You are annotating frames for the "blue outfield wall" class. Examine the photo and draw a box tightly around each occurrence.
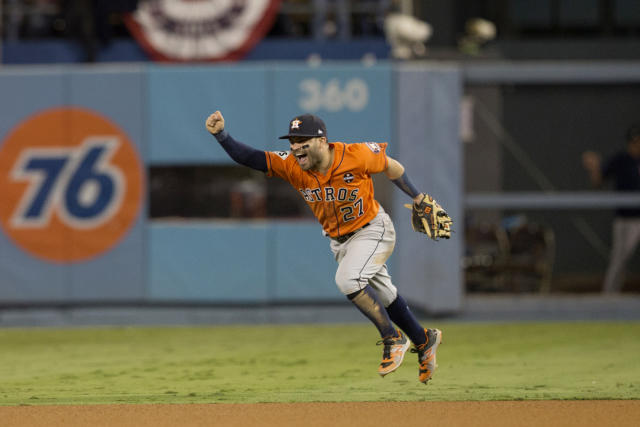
[149,221,340,303]
[0,66,147,303]
[148,64,272,164]
[148,223,272,302]
[0,62,462,312]
[148,62,393,163]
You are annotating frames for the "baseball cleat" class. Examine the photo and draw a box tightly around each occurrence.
[377,330,410,377]
[411,328,442,384]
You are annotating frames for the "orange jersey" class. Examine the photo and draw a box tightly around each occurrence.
[265,142,388,238]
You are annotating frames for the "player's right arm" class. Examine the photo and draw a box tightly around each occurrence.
[205,111,268,172]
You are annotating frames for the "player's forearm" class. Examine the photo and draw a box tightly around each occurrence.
[213,130,268,172]
[386,157,422,200]
[391,172,422,200]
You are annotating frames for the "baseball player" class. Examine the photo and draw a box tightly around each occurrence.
[205,111,451,383]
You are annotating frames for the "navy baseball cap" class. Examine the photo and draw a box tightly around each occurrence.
[278,114,327,140]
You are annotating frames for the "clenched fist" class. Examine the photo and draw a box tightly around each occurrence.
[206,111,225,135]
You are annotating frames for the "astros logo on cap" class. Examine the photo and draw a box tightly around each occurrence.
[0,107,144,263]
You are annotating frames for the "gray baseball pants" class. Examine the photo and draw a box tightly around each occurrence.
[329,207,399,306]
[603,217,640,293]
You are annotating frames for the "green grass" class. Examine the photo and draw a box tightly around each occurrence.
[0,321,639,405]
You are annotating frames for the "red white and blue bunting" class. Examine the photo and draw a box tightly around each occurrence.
[125,0,281,62]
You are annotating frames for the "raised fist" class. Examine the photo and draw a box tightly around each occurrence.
[206,110,225,135]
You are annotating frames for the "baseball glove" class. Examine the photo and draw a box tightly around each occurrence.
[404,194,453,240]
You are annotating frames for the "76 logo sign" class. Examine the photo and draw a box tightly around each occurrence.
[10,137,124,229]
[0,107,143,263]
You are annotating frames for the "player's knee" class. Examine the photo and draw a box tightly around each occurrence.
[334,270,365,295]
[376,288,398,307]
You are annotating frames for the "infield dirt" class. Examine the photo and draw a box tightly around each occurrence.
[2,400,639,427]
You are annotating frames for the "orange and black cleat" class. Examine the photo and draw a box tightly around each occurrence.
[411,328,442,384]
[377,330,410,377]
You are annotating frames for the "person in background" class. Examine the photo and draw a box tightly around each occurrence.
[582,124,640,293]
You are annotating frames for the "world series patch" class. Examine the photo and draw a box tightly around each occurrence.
[343,172,354,183]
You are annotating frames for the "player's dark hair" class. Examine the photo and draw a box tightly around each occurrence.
[626,124,640,143]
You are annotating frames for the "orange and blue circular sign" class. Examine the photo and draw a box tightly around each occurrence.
[0,107,144,263]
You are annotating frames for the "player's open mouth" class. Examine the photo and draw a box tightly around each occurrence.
[295,153,308,165]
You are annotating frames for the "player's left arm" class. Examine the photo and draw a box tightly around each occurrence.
[384,156,423,204]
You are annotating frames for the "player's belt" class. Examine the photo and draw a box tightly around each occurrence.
[333,223,370,244]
